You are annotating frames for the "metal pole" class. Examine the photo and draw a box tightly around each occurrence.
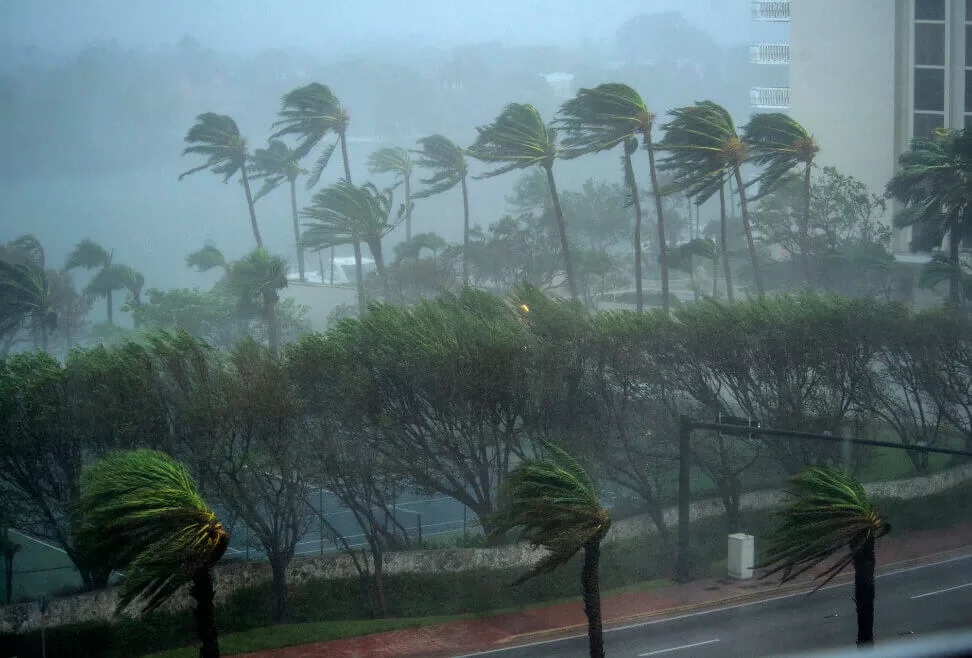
[676,415,692,583]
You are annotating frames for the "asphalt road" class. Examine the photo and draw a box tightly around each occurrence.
[461,552,972,658]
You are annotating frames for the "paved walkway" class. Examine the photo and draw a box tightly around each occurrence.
[234,524,972,658]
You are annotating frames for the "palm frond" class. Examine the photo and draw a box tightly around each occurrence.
[65,239,111,271]
[299,179,397,250]
[743,113,818,197]
[185,245,227,272]
[412,134,467,198]
[271,83,349,158]
[178,113,248,183]
[556,82,653,154]
[467,103,558,179]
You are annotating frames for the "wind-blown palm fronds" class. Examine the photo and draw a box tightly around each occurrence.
[0,260,57,349]
[272,83,350,184]
[186,245,228,273]
[250,140,310,280]
[83,263,130,325]
[223,248,289,352]
[368,147,414,240]
[65,239,111,272]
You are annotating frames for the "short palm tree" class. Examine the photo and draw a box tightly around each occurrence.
[179,113,263,248]
[761,467,890,646]
[0,260,57,350]
[250,140,309,281]
[73,450,229,658]
[65,239,125,324]
[368,147,415,241]
[488,442,611,658]
[272,82,349,184]
[557,83,670,311]
[301,180,399,313]
[661,101,764,296]
[224,248,289,353]
[468,103,578,300]
[412,134,472,285]
[186,245,228,273]
[886,128,972,306]
[743,113,819,285]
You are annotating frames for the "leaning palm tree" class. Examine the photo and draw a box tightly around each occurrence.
[467,103,578,300]
[186,245,228,274]
[761,467,890,646]
[487,441,611,658]
[301,180,400,314]
[412,134,472,285]
[743,113,819,285]
[249,140,308,281]
[179,113,263,248]
[557,83,669,311]
[73,450,229,658]
[368,147,415,241]
[272,82,348,185]
[0,260,57,350]
[65,239,122,324]
[661,101,764,296]
[887,128,972,306]
[224,248,289,353]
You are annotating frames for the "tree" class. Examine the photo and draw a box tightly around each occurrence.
[412,135,472,285]
[117,265,144,324]
[662,102,763,296]
[272,82,348,185]
[73,449,230,658]
[557,83,669,311]
[761,467,890,646]
[669,238,718,299]
[179,113,263,248]
[83,264,131,325]
[468,103,578,300]
[488,441,612,658]
[0,260,58,350]
[222,248,289,353]
[250,140,308,281]
[743,113,819,285]
[65,239,127,325]
[367,147,414,241]
[886,128,972,306]
[186,245,228,273]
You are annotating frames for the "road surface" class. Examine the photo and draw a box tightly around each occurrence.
[461,552,972,657]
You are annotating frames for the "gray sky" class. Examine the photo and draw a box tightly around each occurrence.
[0,0,752,54]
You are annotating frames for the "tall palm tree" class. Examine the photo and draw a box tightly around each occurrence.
[557,83,669,311]
[73,449,229,658]
[224,248,289,353]
[250,140,308,281]
[743,113,819,286]
[886,128,972,306]
[186,245,228,273]
[488,442,611,658]
[65,239,123,324]
[467,103,578,300]
[272,83,349,184]
[761,467,890,646]
[661,101,764,296]
[84,265,131,325]
[412,135,471,285]
[179,113,263,248]
[301,180,399,314]
[368,147,415,241]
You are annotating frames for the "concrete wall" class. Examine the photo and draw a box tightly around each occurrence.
[282,282,358,332]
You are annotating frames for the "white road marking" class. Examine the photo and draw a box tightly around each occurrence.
[639,638,720,656]
[10,529,68,554]
[911,581,972,599]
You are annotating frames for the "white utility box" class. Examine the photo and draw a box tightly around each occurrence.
[727,533,755,579]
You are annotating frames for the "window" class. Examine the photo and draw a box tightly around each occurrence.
[916,23,946,65]
[966,1,972,124]
[916,0,946,21]
[914,0,947,137]
[915,68,945,111]
[915,111,945,137]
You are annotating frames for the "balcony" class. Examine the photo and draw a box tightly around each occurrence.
[751,1,790,21]
[749,44,790,65]
[750,87,790,109]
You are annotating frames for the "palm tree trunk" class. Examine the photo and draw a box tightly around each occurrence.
[290,179,305,282]
[624,151,647,312]
[353,242,366,316]
[582,535,606,658]
[734,167,763,294]
[41,322,48,351]
[719,181,735,303]
[646,137,670,313]
[713,256,718,297]
[240,169,264,249]
[950,227,961,307]
[265,295,279,355]
[853,536,876,645]
[340,132,352,183]
[544,164,578,301]
[368,239,390,301]
[461,175,471,287]
[801,162,812,287]
[191,568,220,658]
[106,290,114,324]
[404,173,412,243]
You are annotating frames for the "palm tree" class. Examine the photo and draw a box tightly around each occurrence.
[272,83,349,184]
[65,239,124,324]
[117,265,145,326]
[250,140,308,281]
[557,83,669,311]
[488,442,611,658]
[886,128,972,306]
[0,260,57,350]
[412,135,472,285]
[743,113,819,285]
[670,238,718,299]
[223,248,289,353]
[186,245,228,273]
[84,265,131,325]
[761,467,890,646]
[661,101,764,296]
[368,147,415,241]
[301,180,400,314]
[179,113,263,248]
[468,103,578,300]
[73,449,229,658]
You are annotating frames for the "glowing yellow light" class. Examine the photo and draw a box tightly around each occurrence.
[519,304,530,313]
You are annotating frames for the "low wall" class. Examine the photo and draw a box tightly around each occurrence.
[4,463,971,635]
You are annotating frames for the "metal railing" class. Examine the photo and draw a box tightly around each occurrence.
[750,87,791,109]
[750,43,790,65]
[751,0,791,21]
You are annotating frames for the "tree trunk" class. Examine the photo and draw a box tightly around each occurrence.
[265,295,279,355]
[624,151,647,312]
[582,534,606,658]
[719,181,734,303]
[329,247,335,285]
[191,568,220,658]
[3,546,13,604]
[106,290,113,325]
[269,555,289,623]
[461,175,470,287]
[340,132,352,183]
[544,164,578,300]
[734,167,763,294]
[290,179,305,282]
[853,536,876,646]
[368,239,390,301]
[801,162,812,287]
[645,136,670,313]
[240,169,264,249]
[950,226,961,307]
[353,242,366,316]
[404,173,412,243]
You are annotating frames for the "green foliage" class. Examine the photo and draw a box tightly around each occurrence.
[301,180,396,250]
[249,140,305,201]
[743,113,818,198]
[411,134,467,199]
[178,113,248,182]
[272,83,348,187]
[659,101,742,202]
[184,245,227,273]
[468,103,559,177]
[64,239,111,271]
[557,82,655,154]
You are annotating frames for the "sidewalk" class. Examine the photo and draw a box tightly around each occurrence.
[234,523,972,658]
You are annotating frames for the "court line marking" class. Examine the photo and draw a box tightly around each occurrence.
[639,638,720,656]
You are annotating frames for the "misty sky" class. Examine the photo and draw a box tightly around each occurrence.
[0,0,752,54]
